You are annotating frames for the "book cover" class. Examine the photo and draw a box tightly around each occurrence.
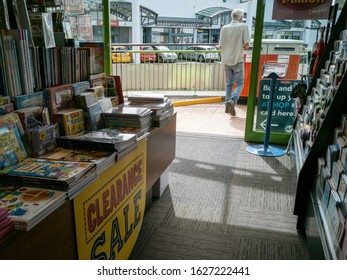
[45,84,75,123]
[98,97,113,112]
[15,106,43,130]
[89,72,106,87]
[0,158,93,182]
[28,124,56,157]
[103,105,152,119]
[0,103,14,115]
[39,146,116,175]
[85,101,104,131]
[331,160,344,191]
[75,91,98,109]
[0,184,66,231]
[326,144,340,176]
[56,131,137,152]
[72,80,90,96]
[14,90,48,109]
[0,125,27,170]
[55,108,85,136]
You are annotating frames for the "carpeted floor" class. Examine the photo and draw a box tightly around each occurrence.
[130,132,309,260]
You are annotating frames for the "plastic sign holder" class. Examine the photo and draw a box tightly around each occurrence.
[246,63,288,157]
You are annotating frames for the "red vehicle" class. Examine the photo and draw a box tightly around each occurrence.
[140,46,156,63]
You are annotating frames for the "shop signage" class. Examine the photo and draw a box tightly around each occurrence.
[74,139,147,260]
[272,0,332,20]
[256,79,299,134]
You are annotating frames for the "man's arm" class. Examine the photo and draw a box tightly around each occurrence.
[243,42,249,50]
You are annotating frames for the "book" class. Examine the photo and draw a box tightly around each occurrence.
[56,130,137,152]
[127,92,166,103]
[27,124,56,157]
[4,29,34,95]
[14,90,48,109]
[54,108,85,136]
[0,103,14,115]
[75,91,98,109]
[0,183,66,231]
[72,80,90,96]
[15,106,43,130]
[28,12,55,48]
[331,160,344,191]
[338,174,347,202]
[45,84,75,123]
[84,101,105,131]
[0,158,95,190]
[39,146,116,175]
[89,72,106,87]
[0,125,27,170]
[98,97,113,112]
[0,0,10,30]
[326,144,340,176]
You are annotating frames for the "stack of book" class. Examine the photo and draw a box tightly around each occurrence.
[102,105,153,135]
[127,93,174,127]
[0,158,96,199]
[38,147,117,175]
[0,183,66,231]
[55,130,137,158]
[0,207,14,240]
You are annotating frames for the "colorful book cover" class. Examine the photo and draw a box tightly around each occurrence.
[0,103,14,115]
[0,125,27,170]
[39,146,114,165]
[0,183,66,230]
[55,108,85,136]
[0,158,93,181]
[14,91,48,109]
[28,124,56,157]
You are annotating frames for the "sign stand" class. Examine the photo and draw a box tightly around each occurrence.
[246,64,288,157]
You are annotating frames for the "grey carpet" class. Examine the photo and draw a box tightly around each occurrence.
[130,132,309,260]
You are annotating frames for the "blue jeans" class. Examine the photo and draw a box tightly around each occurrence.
[224,62,244,104]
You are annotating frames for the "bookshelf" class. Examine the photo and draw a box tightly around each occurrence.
[0,2,177,259]
[292,2,347,259]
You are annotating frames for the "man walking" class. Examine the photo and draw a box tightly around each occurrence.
[219,9,250,116]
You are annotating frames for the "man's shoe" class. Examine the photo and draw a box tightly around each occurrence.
[229,102,236,116]
[225,102,231,113]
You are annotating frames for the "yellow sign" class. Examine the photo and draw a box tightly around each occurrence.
[74,139,147,260]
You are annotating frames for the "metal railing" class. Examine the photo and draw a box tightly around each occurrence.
[111,43,309,95]
[111,44,225,94]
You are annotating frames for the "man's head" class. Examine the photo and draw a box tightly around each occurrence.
[231,9,244,22]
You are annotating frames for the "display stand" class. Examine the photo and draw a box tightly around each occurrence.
[246,64,288,157]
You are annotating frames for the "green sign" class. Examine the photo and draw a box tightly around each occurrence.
[256,79,300,134]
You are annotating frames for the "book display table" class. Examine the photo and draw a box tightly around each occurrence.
[0,114,176,260]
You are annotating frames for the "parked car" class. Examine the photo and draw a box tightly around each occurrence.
[152,46,177,63]
[140,46,157,63]
[178,45,219,62]
[111,46,132,63]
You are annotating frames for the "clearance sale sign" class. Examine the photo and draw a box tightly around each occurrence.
[272,0,333,20]
[74,139,147,260]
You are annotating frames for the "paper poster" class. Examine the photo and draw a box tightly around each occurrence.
[63,0,84,14]
[77,15,93,41]
[74,139,147,260]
